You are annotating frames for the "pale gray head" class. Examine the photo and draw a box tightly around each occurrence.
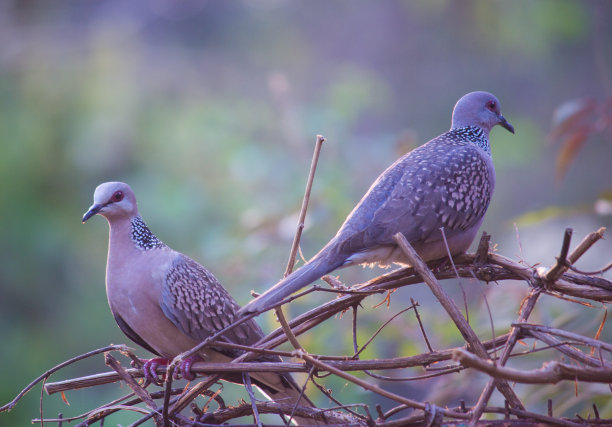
[451,91,514,135]
[82,181,139,223]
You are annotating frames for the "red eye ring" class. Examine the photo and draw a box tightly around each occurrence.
[487,101,496,111]
[112,191,124,202]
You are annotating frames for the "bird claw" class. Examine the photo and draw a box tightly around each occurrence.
[141,357,170,384]
[136,357,197,383]
[177,357,196,381]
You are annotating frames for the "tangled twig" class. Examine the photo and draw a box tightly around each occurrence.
[2,134,611,426]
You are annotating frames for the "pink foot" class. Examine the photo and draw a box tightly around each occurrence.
[141,357,170,383]
[178,357,197,381]
[138,357,198,382]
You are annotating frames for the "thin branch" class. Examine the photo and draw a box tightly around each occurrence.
[39,376,46,427]
[543,227,606,282]
[364,365,463,382]
[410,297,434,352]
[544,227,573,282]
[168,311,259,369]
[566,259,612,275]
[392,232,524,412]
[471,227,608,421]
[283,134,326,277]
[294,350,470,420]
[161,363,174,426]
[274,306,304,352]
[196,399,358,425]
[453,348,612,383]
[355,305,416,359]
[472,289,541,421]
[513,322,612,355]
[527,331,611,369]
[71,389,183,426]
[242,373,262,427]
[482,406,582,427]
[44,334,514,395]
[351,305,359,355]
[104,353,162,425]
[439,227,470,324]
[168,376,220,418]
[0,344,130,414]
[275,135,327,352]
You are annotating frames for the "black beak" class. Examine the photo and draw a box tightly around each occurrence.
[82,203,103,223]
[498,115,515,134]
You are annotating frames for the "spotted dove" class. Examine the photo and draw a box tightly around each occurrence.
[241,91,514,314]
[82,182,331,425]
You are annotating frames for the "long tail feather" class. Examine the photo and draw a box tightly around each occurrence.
[240,252,343,314]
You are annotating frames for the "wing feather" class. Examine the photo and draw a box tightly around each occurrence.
[160,255,267,358]
[336,134,493,255]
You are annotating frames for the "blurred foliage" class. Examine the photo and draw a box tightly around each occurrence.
[1,0,611,424]
[549,97,612,182]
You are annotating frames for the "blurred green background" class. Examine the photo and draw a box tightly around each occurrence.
[1,0,611,425]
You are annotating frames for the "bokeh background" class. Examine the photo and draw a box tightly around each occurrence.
[1,0,611,425]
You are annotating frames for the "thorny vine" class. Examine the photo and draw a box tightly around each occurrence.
[1,136,611,426]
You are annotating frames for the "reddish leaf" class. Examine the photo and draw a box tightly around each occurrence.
[551,96,612,182]
[590,309,607,357]
[549,98,596,143]
[555,128,590,182]
[60,391,70,406]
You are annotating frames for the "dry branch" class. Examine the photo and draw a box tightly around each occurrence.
[0,344,131,414]
[3,143,611,427]
[453,348,612,383]
[393,232,524,412]
[104,353,162,424]
[44,333,512,395]
[197,400,360,426]
[274,135,328,354]
[3,225,610,426]
[2,116,610,427]
[514,323,612,356]
[472,287,542,421]
[5,224,607,425]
